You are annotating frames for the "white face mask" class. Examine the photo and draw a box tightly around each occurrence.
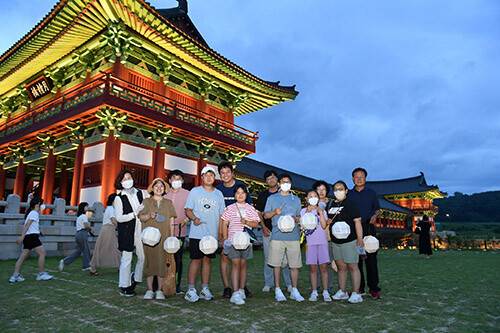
[334,190,346,201]
[122,179,134,189]
[171,180,182,189]
[40,204,46,211]
[308,197,319,206]
[280,183,292,192]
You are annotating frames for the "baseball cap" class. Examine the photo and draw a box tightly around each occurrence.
[201,165,216,176]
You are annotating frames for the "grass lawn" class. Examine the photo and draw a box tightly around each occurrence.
[2,249,499,332]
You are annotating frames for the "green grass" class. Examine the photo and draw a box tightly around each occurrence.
[2,249,499,332]
[438,221,500,237]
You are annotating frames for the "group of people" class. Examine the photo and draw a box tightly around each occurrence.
[9,161,384,306]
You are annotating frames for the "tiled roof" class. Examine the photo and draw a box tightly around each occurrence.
[366,172,440,196]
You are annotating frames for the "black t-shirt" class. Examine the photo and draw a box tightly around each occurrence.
[326,198,361,244]
[256,189,279,231]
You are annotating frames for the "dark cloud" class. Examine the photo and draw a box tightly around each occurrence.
[1,0,499,194]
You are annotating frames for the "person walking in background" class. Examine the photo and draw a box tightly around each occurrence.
[59,202,93,272]
[113,170,149,297]
[348,167,382,299]
[256,170,292,293]
[89,194,121,276]
[10,198,53,282]
[416,215,433,259]
[138,178,176,300]
[165,169,190,294]
[215,161,253,299]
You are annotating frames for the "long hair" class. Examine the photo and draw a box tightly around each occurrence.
[25,198,43,219]
[77,202,89,217]
[114,169,134,190]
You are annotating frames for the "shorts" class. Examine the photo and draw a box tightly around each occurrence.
[268,240,302,269]
[228,245,253,260]
[306,243,330,265]
[23,234,42,250]
[189,238,216,260]
[332,240,359,264]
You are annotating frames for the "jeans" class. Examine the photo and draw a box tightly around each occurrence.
[263,235,291,287]
[119,235,144,288]
[63,230,90,269]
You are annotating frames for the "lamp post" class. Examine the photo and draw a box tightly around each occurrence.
[446,213,450,222]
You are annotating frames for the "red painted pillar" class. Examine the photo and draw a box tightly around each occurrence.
[153,145,165,181]
[0,166,6,199]
[100,132,121,203]
[41,150,56,209]
[13,158,26,200]
[71,142,84,206]
[59,164,69,202]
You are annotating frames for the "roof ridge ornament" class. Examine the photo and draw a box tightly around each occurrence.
[177,0,188,13]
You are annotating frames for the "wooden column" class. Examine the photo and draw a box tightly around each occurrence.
[71,142,84,206]
[0,166,6,199]
[13,159,26,200]
[153,145,165,181]
[100,132,121,203]
[41,150,56,208]
[59,164,69,202]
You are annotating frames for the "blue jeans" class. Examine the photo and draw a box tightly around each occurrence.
[63,230,90,269]
[263,235,291,287]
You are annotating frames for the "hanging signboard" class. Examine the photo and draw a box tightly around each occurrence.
[26,76,52,101]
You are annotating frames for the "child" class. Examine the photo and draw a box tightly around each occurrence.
[59,202,94,272]
[10,198,53,282]
[221,184,260,305]
[301,190,331,302]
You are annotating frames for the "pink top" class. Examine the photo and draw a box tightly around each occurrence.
[221,203,259,239]
[164,188,190,237]
[301,207,328,246]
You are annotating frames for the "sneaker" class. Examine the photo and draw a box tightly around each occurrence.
[290,289,305,302]
[184,289,200,302]
[262,285,272,292]
[323,290,332,302]
[9,274,25,283]
[287,285,293,293]
[332,289,349,300]
[200,287,214,300]
[244,287,253,298]
[222,287,231,299]
[348,292,363,303]
[59,259,64,272]
[143,290,154,299]
[176,286,185,294]
[155,291,165,300]
[369,290,382,299]
[36,272,53,281]
[275,288,287,302]
[230,292,245,305]
[309,291,318,302]
[82,267,91,271]
[238,289,246,300]
[119,287,136,297]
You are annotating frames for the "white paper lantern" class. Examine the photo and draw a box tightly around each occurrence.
[278,215,295,233]
[199,235,218,255]
[363,235,380,253]
[232,231,250,250]
[163,237,180,253]
[332,221,350,239]
[301,213,318,230]
[141,227,161,246]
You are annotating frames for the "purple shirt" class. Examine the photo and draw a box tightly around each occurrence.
[301,207,328,245]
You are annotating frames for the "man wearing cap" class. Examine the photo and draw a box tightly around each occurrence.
[184,166,225,302]
[215,161,253,299]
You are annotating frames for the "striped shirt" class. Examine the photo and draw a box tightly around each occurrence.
[221,203,259,239]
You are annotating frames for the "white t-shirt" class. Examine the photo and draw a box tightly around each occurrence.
[25,210,40,235]
[76,214,89,231]
[103,206,116,226]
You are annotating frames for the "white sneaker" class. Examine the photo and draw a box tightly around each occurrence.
[287,285,293,293]
[323,290,332,302]
[290,288,305,302]
[59,259,64,272]
[82,267,91,271]
[36,272,53,281]
[143,290,154,299]
[230,292,245,305]
[262,285,271,292]
[238,289,246,300]
[9,274,25,283]
[309,291,318,302]
[275,288,287,302]
[155,291,165,300]
[184,289,199,302]
[348,292,363,303]
[200,287,214,300]
[332,289,349,300]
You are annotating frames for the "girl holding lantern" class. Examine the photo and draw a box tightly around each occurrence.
[221,184,260,305]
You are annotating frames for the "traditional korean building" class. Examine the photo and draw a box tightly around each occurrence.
[0,0,298,206]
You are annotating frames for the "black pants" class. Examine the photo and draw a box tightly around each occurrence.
[174,237,185,288]
[358,251,380,293]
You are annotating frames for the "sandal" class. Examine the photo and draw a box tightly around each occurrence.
[89,270,100,276]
